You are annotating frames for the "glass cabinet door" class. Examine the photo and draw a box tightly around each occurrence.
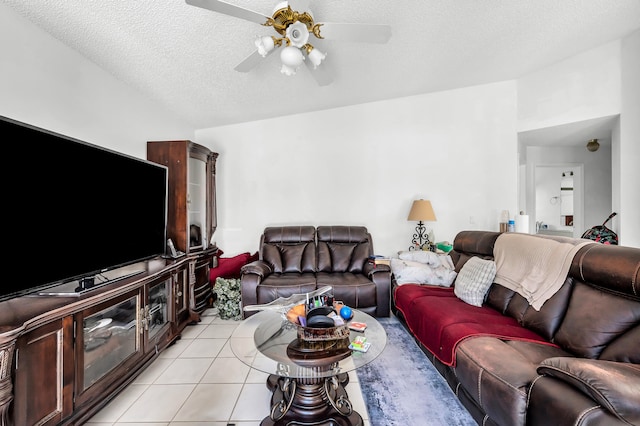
[188,156,207,251]
[82,294,139,390]
[147,279,169,340]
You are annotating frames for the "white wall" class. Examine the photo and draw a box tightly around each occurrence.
[517,41,621,132]
[619,30,640,247]
[517,34,639,247]
[197,82,518,256]
[0,3,194,159]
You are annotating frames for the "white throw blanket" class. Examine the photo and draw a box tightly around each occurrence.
[493,233,594,310]
[391,251,457,286]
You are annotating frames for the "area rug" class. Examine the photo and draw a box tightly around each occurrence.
[356,316,476,426]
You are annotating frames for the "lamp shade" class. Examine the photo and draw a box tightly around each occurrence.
[280,46,304,75]
[306,46,326,69]
[255,36,275,57]
[285,21,309,48]
[408,199,437,222]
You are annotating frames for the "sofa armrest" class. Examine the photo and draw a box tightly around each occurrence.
[240,261,272,318]
[363,261,390,276]
[537,357,640,425]
[241,260,272,278]
[364,262,391,316]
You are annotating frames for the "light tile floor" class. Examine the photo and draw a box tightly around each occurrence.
[87,308,370,425]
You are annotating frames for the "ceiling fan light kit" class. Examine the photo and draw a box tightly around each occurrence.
[255,35,277,56]
[305,45,326,69]
[186,0,391,84]
[280,45,306,75]
[285,21,310,47]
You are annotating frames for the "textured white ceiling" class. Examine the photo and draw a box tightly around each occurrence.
[4,0,640,129]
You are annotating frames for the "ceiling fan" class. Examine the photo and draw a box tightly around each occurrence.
[185,0,392,86]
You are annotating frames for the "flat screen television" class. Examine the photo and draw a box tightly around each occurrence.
[1,115,168,301]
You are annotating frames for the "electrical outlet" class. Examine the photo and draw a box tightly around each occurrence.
[469,216,476,225]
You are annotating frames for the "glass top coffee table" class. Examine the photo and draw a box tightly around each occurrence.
[230,309,387,426]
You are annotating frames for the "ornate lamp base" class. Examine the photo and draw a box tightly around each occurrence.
[409,221,432,251]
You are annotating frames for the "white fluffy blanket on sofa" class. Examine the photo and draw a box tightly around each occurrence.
[391,250,457,286]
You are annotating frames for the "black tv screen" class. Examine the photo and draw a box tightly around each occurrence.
[2,115,168,301]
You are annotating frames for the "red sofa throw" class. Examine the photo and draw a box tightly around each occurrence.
[394,284,556,366]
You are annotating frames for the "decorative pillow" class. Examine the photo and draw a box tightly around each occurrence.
[391,258,457,287]
[210,252,258,282]
[454,256,496,307]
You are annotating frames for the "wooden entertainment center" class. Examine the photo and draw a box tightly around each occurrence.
[0,140,220,425]
[0,250,218,425]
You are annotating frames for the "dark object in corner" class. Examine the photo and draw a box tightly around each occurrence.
[190,224,201,246]
[582,212,618,245]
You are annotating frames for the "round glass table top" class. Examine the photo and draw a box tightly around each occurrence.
[230,309,387,379]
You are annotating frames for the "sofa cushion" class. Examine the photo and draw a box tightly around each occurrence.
[537,357,640,425]
[553,281,640,359]
[394,284,554,366]
[262,226,317,273]
[327,243,358,272]
[210,252,258,282]
[316,271,377,309]
[263,244,311,273]
[484,279,574,341]
[599,325,640,363]
[485,283,517,314]
[454,257,496,307]
[519,278,573,340]
[317,226,371,273]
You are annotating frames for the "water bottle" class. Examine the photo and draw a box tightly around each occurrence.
[508,219,515,232]
[500,210,509,233]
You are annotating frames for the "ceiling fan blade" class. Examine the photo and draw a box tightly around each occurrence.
[305,60,334,86]
[234,46,279,73]
[234,50,263,73]
[186,0,270,25]
[315,22,392,44]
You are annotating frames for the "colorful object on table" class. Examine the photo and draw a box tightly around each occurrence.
[349,321,367,332]
[349,335,371,352]
[340,306,353,320]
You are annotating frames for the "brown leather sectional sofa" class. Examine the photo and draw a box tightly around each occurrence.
[240,225,391,318]
[392,230,640,426]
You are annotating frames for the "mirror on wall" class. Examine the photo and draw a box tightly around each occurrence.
[534,165,582,238]
[560,171,574,227]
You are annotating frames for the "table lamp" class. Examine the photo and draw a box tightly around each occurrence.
[407,199,437,251]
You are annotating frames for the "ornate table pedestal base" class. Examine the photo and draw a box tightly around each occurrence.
[261,372,364,426]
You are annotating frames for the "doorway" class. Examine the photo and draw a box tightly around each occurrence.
[534,164,584,237]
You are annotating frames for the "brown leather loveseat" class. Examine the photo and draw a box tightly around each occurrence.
[392,230,640,426]
[240,225,391,319]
